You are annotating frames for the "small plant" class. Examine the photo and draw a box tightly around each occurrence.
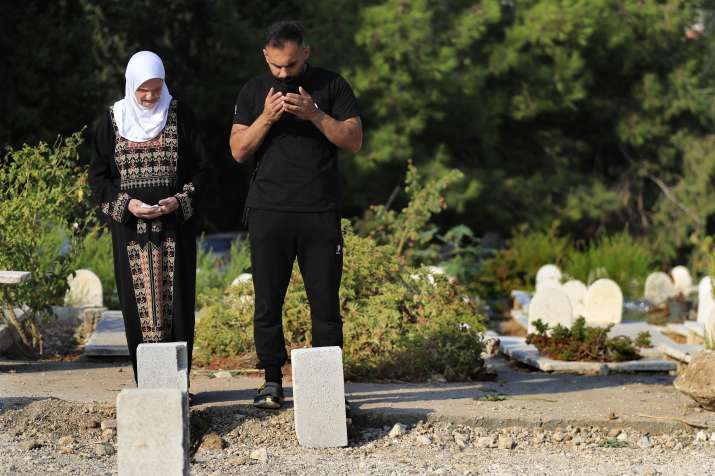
[526,317,651,362]
[600,437,629,448]
[195,236,251,302]
[0,133,92,354]
[475,394,507,402]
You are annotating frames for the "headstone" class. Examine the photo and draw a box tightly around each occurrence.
[671,266,693,296]
[230,273,252,286]
[584,279,623,326]
[644,272,676,306]
[137,342,189,392]
[535,264,561,291]
[65,269,103,307]
[697,277,715,325]
[0,271,30,284]
[527,287,574,333]
[562,280,588,318]
[117,388,189,476]
[291,346,347,448]
[535,279,562,293]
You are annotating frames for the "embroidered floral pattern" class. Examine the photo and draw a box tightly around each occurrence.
[137,220,147,234]
[174,182,195,220]
[110,101,178,191]
[100,192,130,223]
[126,237,176,343]
[151,220,162,233]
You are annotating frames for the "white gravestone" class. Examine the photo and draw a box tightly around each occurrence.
[535,264,562,292]
[137,342,189,392]
[698,277,715,325]
[230,273,253,286]
[562,280,588,319]
[291,347,348,448]
[65,269,103,307]
[584,278,623,326]
[644,272,676,306]
[528,287,574,333]
[117,388,189,476]
[671,266,693,296]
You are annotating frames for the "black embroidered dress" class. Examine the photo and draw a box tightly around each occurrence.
[89,100,207,380]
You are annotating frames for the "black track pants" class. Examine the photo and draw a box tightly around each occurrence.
[248,208,344,368]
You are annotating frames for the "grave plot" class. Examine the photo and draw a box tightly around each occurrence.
[501,266,701,372]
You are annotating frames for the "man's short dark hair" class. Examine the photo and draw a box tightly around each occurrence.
[264,21,305,48]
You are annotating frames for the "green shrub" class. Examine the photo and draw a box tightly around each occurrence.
[476,225,572,297]
[0,133,92,352]
[195,236,251,303]
[564,233,652,298]
[195,221,486,381]
[526,317,651,362]
[73,227,118,309]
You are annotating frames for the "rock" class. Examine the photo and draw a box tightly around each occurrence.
[572,436,584,446]
[250,447,268,464]
[641,466,659,476]
[552,432,565,442]
[20,439,41,451]
[484,338,500,356]
[93,442,115,457]
[82,418,100,429]
[453,432,468,448]
[608,429,621,438]
[229,456,248,465]
[617,432,628,442]
[388,423,408,438]
[431,374,447,383]
[674,350,715,410]
[476,436,497,448]
[637,436,653,448]
[100,428,115,442]
[100,419,116,430]
[416,435,432,446]
[199,433,226,452]
[695,430,709,442]
[57,436,75,447]
[213,371,233,379]
[497,436,515,450]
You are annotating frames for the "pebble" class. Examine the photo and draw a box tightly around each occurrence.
[81,419,100,429]
[695,430,709,442]
[498,436,515,450]
[250,447,269,464]
[93,442,114,457]
[476,436,496,448]
[199,433,226,452]
[617,432,628,442]
[416,435,432,446]
[388,423,408,438]
[453,432,468,448]
[608,428,622,438]
[229,456,248,465]
[637,436,652,449]
[100,419,116,431]
[552,432,565,442]
[19,440,41,451]
[213,371,233,379]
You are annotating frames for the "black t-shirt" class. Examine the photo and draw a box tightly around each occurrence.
[233,65,360,211]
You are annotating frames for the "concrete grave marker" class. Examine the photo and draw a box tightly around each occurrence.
[528,287,574,333]
[698,277,715,325]
[644,272,676,306]
[535,264,562,292]
[584,278,623,326]
[117,388,189,476]
[671,266,693,296]
[137,342,189,392]
[291,346,347,448]
[562,280,588,319]
[65,269,103,307]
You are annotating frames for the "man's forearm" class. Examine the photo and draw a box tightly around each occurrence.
[230,114,273,163]
[310,112,362,153]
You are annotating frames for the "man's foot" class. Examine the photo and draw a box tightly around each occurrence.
[253,382,283,409]
[188,392,196,407]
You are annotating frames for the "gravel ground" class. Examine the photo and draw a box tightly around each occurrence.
[2,398,715,475]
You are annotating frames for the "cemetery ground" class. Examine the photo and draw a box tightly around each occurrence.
[2,352,715,475]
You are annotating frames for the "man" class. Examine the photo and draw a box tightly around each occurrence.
[230,21,362,409]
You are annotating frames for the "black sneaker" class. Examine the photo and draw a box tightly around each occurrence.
[253,382,283,409]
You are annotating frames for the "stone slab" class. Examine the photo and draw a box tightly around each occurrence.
[498,335,676,375]
[137,342,189,392]
[684,321,705,338]
[666,323,689,337]
[291,346,347,448]
[84,311,129,357]
[0,271,30,284]
[117,388,189,476]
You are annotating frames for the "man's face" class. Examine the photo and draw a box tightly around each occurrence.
[134,78,163,108]
[263,41,310,81]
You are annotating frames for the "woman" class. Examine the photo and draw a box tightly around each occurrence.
[89,51,208,401]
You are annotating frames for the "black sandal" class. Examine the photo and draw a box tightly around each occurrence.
[253,382,283,409]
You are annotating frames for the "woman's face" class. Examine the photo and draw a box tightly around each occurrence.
[134,78,163,108]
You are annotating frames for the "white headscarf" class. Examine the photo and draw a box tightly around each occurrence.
[112,51,173,142]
